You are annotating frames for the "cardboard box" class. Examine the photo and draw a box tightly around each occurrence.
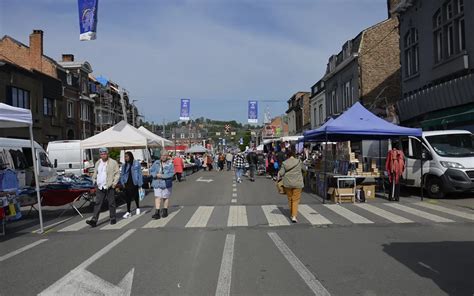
[363,185,376,199]
[330,188,355,203]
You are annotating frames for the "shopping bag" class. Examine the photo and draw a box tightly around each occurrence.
[276,180,286,195]
[138,188,146,201]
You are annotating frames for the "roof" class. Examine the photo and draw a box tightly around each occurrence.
[58,61,93,73]
[423,130,471,137]
[394,0,415,13]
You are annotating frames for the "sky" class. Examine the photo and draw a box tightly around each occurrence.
[0,0,388,124]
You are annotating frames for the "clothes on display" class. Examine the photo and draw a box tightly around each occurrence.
[386,148,405,201]
[0,169,19,191]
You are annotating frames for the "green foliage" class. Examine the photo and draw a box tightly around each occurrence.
[109,148,120,161]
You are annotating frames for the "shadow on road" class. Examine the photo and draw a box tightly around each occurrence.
[383,241,474,296]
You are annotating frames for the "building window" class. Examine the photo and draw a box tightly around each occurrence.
[445,1,453,20]
[171,133,175,139]
[197,133,201,138]
[66,72,72,85]
[331,90,336,114]
[9,87,30,109]
[67,101,74,118]
[435,30,443,63]
[459,18,465,50]
[82,80,87,94]
[80,102,90,121]
[344,81,352,108]
[404,28,419,77]
[43,98,54,116]
[180,133,185,139]
[318,104,324,125]
[190,133,195,139]
[458,0,464,12]
[447,23,454,56]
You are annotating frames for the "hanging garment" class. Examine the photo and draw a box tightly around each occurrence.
[386,149,405,184]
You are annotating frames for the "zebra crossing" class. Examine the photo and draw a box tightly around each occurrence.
[53,201,473,233]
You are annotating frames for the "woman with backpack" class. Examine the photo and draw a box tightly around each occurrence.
[150,151,175,219]
[278,150,303,223]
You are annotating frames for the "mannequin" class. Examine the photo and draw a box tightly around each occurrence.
[386,147,405,201]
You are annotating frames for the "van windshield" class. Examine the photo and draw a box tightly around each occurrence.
[426,134,474,157]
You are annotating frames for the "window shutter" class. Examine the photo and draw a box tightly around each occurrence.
[6,86,12,105]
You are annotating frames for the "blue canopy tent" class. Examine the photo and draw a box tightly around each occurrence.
[303,102,423,203]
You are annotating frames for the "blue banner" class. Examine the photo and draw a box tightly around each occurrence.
[180,99,190,121]
[78,0,98,41]
[248,100,258,124]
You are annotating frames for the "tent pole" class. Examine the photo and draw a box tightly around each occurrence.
[29,125,43,234]
[420,143,424,201]
[323,133,328,204]
[379,139,386,199]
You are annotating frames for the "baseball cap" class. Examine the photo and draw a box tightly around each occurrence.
[99,147,108,154]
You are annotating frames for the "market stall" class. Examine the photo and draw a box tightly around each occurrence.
[303,102,422,203]
[138,126,173,147]
[185,145,208,154]
[0,103,43,234]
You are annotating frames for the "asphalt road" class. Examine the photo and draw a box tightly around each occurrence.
[1,169,473,296]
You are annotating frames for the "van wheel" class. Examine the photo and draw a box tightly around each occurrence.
[426,177,445,199]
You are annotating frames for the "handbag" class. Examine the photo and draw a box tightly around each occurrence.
[138,188,145,201]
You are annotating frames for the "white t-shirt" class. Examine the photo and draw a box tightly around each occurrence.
[97,160,108,190]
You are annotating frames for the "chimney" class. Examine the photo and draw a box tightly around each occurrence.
[387,0,402,18]
[29,29,43,71]
[62,54,74,62]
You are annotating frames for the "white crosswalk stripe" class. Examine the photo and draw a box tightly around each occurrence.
[261,205,290,226]
[356,204,413,223]
[101,210,150,230]
[185,206,215,228]
[298,205,332,225]
[324,204,373,224]
[143,207,183,228]
[58,210,125,232]
[386,203,454,223]
[228,206,248,227]
[415,202,474,221]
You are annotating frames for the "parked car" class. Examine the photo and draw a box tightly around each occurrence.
[0,137,57,186]
[47,140,94,176]
[400,130,474,198]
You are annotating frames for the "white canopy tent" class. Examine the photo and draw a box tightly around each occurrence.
[138,126,173,147]
[185,145,208,154]
[81,120,161,149]
[0,103,44,233]
[280,136,303,142]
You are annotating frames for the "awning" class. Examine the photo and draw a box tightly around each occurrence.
[421,105,474,129]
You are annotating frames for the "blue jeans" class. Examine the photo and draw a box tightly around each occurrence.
[235,168,244,180]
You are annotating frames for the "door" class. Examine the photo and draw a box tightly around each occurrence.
[38,150,55,180]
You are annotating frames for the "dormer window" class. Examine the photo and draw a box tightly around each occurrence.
[66,71,72,86]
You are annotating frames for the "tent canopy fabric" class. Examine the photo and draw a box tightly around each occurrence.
[0,103,32,128]
[280,136,303,142]
[81,120,160,149]
[185,145,208,154]
[303,102,422,142]
[138,126,173,147]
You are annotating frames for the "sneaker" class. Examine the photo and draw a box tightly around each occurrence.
[86,219,97,228]
[122,212,131,219]
[136,208,141,215]
[110,219,117,225]
[162,208,168,218]
[152,210,161,220]
[291,216,298,223]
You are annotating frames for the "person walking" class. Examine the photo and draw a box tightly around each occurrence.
[233,152,246,183]
[86,147,120,227]
[246,149,258,182]
[173,154,185,182]
[119,151,143,219]
[218,153,225,171]
[150,151,175,219]
[206,154,213,171]
[278,150,303,223]
[225,151,233,171]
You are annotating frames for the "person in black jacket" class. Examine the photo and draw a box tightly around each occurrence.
[246,150,258,182]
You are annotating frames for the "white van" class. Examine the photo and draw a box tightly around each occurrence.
[401,130,474,198]
[0,138,57,187]
[47,140,94,176]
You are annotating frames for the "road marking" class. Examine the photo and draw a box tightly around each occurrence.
[142,207,182,228]
[0,239,48,262]
[232,193,237,197]
[101,210,150,230]
[39,230,135,296]
[228,206,248,227]
[33,217,74,233]
[232,188,237,192]
[355,204,413,223]
[261,205,290,226]
[415,202,474,221]
[196,177,213,183]
[268,232,331,296]
[231,199,237,203]
[185,206,214,228]
[324,205,373,224]
[232,184,236,187]
[386,203,454,223]
[298,205,332,225]
[215,234,236,296]
[59,210,126,232]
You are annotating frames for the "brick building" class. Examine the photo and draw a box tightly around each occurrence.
[323,1,401,119]
[310,79,326,129]
[0,30,65,146]
[286,92,311,135]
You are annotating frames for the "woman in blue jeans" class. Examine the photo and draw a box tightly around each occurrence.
[119,151,143,218]
[233,152,246,183]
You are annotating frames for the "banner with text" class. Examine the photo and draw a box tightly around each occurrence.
[78,0,99,41]
[180,99,190,121]
[248,100,258,124]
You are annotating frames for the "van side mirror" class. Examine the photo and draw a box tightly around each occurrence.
[422,151,432,161]
[54,159,58,168]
